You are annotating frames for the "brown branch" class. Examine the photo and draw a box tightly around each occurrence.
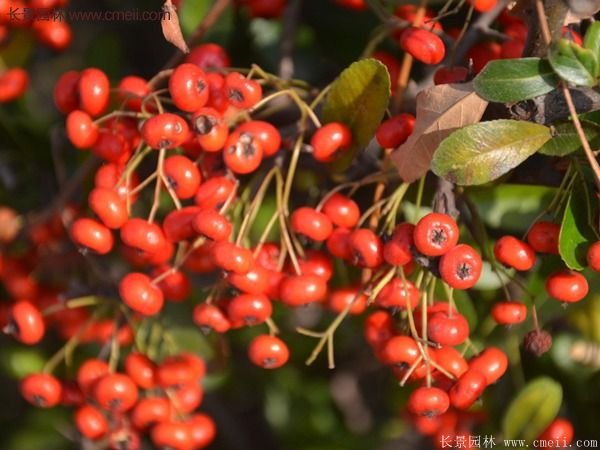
[162,0,232,70]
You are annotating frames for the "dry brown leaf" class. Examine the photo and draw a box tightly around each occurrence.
[391,82,488,183]
[161,0,189,54]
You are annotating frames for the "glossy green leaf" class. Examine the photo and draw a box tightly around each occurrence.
[538,120,600,156]
[431,120,551,185]
[549,39,598,87]
[583,21,600,62]
[502,377,562,442]
[473,58,559,102]
[322,58,390,172]
[559,179,596,270]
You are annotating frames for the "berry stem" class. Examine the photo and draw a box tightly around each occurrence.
[148,148,166,223]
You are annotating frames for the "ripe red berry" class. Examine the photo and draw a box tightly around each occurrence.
[291,207,333,242]
[295,249,334,281]
[375,113,415,148]
[225,72,262,109]
[192,107,228,152]
[119,272,165,316]
[399,27,445,65]
[33,20,72,51]
[237,120,282,157]
[151,420,193,450]
[428,311,470,346]
[88,188,128,229]
[20,373,62,407]
[588,241,600,271]
[545,270,588,303]
[226,264,270,294]
[439,244,482,290]
[227,293,273,327]
[171,383,204,414]
[383,222,415,266]
[468,347,508,385]
[94,373,138,412]
[195,176,236,209]
[120,218,167,253]
[193,303,231,333]
[414,213,459,256]
[77,359,110,396]
[326,227,354,260]
[279,274,328,307]
[192,208,232,241]
[186,43,231,70]
[163,206,202,242]
[431,346,468,379]
[491,301,527,325]
[433,66,469,85]
[375,278,420,310]
[141,113,190,149]
[211,241,253,274]
[327,286,368,315]
[248,334,290,369]
[91,130,131,164]
[494,236,536,271]
[94,163,139,202]
[468,0,497,12]
[380,335,420,367]
[188,413,217,449]
[407,386,450,417]
[117,75,150,111]
[0,68,29,103]
[7,300,45,345]
[310,122,352,162]
[78,68,110,117]
[131,396,172,430]
[467,41,502,73]
[527,221,560,254]
[152,266,191,302]
[349,228,383,268]
[66,110,99,149]
[322,193,360,228]
[364,310,395,349]
[449,369,487,410]
[70,217,114,254]
[223,130,264,174]
[169,63,209,112]
[124,352,156,389]
[53,70,80,113]
[75,404,108,440]
[538,418,574,447]
[163,155,202,200]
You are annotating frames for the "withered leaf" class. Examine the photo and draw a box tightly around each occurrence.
[391,82,488,183]
[161,0,189,54]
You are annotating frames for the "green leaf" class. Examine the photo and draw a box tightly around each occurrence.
[502,377,563,442]
[583,21,600,62]
[559,178,596,270]
[431,120,552,185]
[322,58,390,172]
[538,120,600,156]
[549,39,598,87]
[473,58,559,102]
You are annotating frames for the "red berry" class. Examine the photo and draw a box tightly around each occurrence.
[380,335,420,366]
[152,266,191,302]
[20,373,62,407]
[414,213,459,256]
[124,352,156,389]
[538,418,574,447]
[295,249,334,281]
[193,303,231,333]
[439,244,482,290]
[279,274,327,307]
[433,66,469,85]
[119,272,165,316]
[66,110,99,149]
[77,359,109,396]
[327,286,368,315]
[120,218,167,253]
[326,227,353,260]
[491,301,527,325]
[141,113,190,149]
[468,0,497,12]
[194,176,236,209]
[494,235,536,271]
[375,278,420,310]
[237,120,281,157]
[192,107,228,152]
[225,72,262,109]
[0,68,29,103]
[163,155,202,200]
[375,113,415,148]
[7,300,45,345]
[151,420,193,450]
[223,130,264,174]
[88,188,128,229]
[131,396,172,430]
[188,413,216,449]
[527,221,560,254]
[468,347,508,385]
[226,264,270,294]
[117,75,150,111]
[172,383,204,414]
[407,386,450,416]
[431,346,468,379]
[291,207,333,242]
[34,20,72,51]
[383,222,415,266]
[53,70,80,113]
[75,404,108,440]
[163,206,202,242]
[467,41,501,73]
[322,193,360,228]
[91,130,131,164]
[587,241,600,271]
[364,310,395,349]
[310,122,352,162]
[211,241,253,274]
[428,311,470,346]
[349,228,383,268]
[78,68,110,117]
[185,43,231,70]
[449,369,487,410]
[545,270,588,303]
[70,218,114,254]
[94,373,138,412]
[248,334,290,369]
[227,293,273,327]
[169,63,209,112]
[192,208,232,241]
[399,27,445,65]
